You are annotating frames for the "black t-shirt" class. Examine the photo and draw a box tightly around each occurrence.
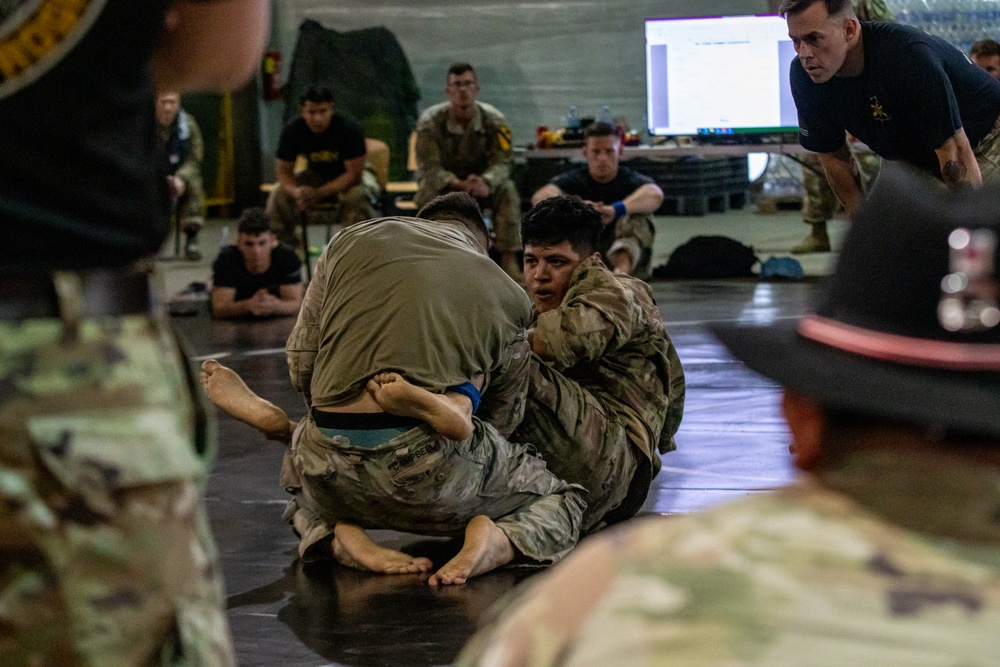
[0,0,172,272]
[792,22,1000,177]
[212,244,302,302]
[276,114,367,182]
[551,165,656,253]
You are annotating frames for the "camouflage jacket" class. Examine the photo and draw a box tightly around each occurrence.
[855,0,894,22]
[415,101,514,194]
[531,256,685,462]
[458,447,1000,666]
[158,110,203,185]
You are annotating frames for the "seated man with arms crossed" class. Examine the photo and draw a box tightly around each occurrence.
[516,196,685,532]
[458,167,1000,666]
[210,207,303,319]
[531,122,664,279]
[202,193,584,585]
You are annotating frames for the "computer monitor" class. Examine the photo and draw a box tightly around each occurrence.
[645,15,799,141]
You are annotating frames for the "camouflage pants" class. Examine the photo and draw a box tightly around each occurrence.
[0,310,233,666]
[801,151,882,224]
[265,169,378,250]
[975,116,1000,185]
[513,357,644,533]
[605,213,655,280]
[415,179,522,253]
[175,172,205,233]
[282,413,584,563]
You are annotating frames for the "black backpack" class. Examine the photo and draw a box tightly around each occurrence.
[653,235,759,280]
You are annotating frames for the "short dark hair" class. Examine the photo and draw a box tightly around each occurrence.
[521,196,602,257]
[583,121,618,141]
[971,39,1000,59]
[778,0,853,18]
[300,85,335,105]
[237,207,274,236]
[447,63,477,81]
[417,192,490,248]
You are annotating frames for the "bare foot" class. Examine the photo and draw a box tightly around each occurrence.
[332,523,433,574]
[201,359,293,442]
[366,372,473,441]
[428,515,514,586]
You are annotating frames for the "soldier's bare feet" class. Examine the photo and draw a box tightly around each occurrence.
[428,515,514,586]
[332,523,433,574]
[200,359,293,442]
[366,372,473,440]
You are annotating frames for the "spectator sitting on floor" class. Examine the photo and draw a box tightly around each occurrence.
[156,91,205,260]
[531,122,664,279]
[210,207,303,319]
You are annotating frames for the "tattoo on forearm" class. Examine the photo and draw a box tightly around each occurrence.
[942,160,972,190]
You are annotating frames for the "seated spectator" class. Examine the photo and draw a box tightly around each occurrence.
[971,39,1000,80]
[456,166,1000,665]
[414,63,522,281]
[211,207,303,319]
[265,85,377,252]
[156,91,205,260]
[531,122,663,279]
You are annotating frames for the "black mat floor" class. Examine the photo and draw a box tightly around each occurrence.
[170,277,821,667]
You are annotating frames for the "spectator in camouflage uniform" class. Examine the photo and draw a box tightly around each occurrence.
[457,166,1000,667]
[794,0,893,254]
[0,0,269,664]
[156,91,206,260]
[414,63,523,281]
[517,196,685,532]
[276,193,583,585]
[531,123,664,279]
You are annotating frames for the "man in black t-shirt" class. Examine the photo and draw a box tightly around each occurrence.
[531,122,664,279]
[266,85,377,251]
[782,0,1000,247]
[211,207,303,319]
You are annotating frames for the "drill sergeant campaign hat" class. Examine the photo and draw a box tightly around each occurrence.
[713,164,1000,439]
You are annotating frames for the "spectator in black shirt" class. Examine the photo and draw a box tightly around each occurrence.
[531,123,663,279]
[211,207,303,319]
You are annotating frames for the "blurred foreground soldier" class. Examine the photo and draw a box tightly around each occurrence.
[784,0,1000,252]
[0,0,269,664]
[156,91,206,259]
[415,63,522,280]
[457,165,1000,666]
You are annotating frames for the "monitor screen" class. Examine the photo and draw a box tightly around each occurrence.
[645,15,799,139]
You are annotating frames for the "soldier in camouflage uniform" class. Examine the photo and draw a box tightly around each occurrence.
[0,0,269,663]
[794,0,893,254]
[517,196,685,532]
[279,194,583,585]
[415,63,523,280]
[456,167,1000,666]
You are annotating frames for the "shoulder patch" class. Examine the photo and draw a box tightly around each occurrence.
[0,0,107,99]
[497,124,512,152]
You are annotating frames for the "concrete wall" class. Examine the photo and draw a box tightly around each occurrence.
[258,0,769,179]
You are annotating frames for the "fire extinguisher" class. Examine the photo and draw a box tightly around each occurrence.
[262,50,282,101]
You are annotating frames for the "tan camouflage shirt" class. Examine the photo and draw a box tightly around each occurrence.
[457,448,1000,666]
[531,256,685,463]
[415,101,514,195]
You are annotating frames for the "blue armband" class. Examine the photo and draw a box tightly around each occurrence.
[448,382,481,414]
[612,200,627,220]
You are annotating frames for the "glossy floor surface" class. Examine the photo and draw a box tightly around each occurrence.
[166,213,829,666]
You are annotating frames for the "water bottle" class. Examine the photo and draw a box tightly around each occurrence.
[599,104,613,125]
[219,225,230,248]
[567,105,580,130]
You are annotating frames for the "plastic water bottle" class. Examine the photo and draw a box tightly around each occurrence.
[600,104,613,125]
[567,105,580,130]
[219,225,230,248]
